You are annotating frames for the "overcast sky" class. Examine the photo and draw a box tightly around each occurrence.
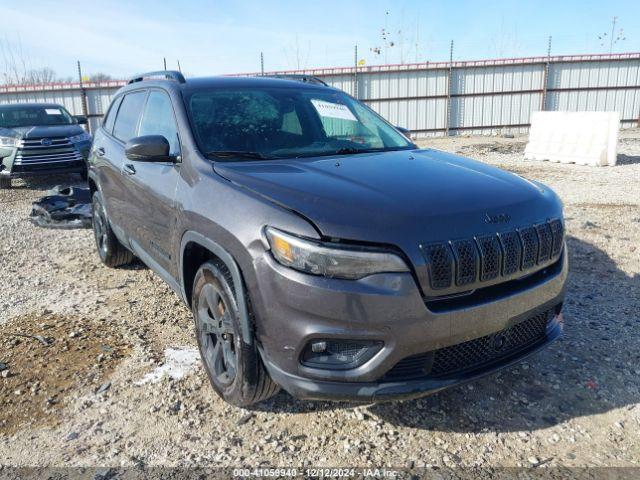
[0,0,638,80]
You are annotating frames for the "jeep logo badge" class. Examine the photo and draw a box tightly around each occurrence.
[40,138,52,146]
[484,212,511,224]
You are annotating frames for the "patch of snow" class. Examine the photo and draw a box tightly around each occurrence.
[135,347,200,385]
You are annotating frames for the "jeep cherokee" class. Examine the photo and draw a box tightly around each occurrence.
[0,103,91,188]
[88,71,567,406]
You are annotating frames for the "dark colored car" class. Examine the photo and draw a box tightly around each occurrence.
[88,71,567,407]
[0,103,91,188]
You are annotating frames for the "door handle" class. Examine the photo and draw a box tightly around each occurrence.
[95,147,105,157]
[122,163,136,175]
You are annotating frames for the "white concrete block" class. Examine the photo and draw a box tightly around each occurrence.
[524,111,619,166]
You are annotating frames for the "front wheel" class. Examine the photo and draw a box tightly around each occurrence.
[0,177,11,189]
[91,191,134,268]
[192,261,279,407]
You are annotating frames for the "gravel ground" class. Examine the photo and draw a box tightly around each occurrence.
[0,130,639,472]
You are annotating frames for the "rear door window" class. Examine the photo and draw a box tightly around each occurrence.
[138,90,180,156]
[113,91,147,142]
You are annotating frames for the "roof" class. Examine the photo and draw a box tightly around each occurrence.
[119,75,334,95]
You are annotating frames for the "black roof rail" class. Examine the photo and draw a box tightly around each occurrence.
[127,70,186,85]
[265,74,328,86]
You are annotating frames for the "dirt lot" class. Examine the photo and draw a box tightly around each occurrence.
[1,131,639,471]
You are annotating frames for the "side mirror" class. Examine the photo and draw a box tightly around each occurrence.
[396,126,412,140]
[74,115,88,125]
[125,135,171,162]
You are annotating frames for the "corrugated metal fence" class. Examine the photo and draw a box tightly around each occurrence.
[1,52,639,138]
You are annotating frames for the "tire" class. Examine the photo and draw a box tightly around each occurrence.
[0,177,11,189]
[192,261,279,407]
[91,191,134,268]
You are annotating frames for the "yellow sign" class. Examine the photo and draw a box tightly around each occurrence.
[358,59,366,66]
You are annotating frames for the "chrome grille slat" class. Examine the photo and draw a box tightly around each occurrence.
[14,135,82,165]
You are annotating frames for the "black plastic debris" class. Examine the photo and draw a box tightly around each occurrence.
[30,185,92,229]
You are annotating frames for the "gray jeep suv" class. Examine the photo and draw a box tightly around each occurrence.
[88,71,567,407]
[0,103,91,188]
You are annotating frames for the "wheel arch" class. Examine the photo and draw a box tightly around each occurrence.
[180,231,253,345]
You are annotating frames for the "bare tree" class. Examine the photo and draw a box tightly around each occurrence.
[26,67,57,84]
[0,35,60,85]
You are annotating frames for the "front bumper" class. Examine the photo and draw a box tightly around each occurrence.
[1,160,86,178]
[252,245,568,401]
[261,313,562,402]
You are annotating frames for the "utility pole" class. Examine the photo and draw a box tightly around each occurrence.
[163,57,167,70]
[541,36,552,111]
[609,17,617,53]
[77,61,89,133]
[354,45,358,99]
[177,60,182,73]
[260,52,264,76]
[445,40,454,136]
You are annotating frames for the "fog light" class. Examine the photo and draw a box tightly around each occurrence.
[301,340,382,370]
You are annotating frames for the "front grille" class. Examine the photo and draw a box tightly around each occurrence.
[421,218,563,292]
[430,309,551,377]
[382,309,553,381]
[14,137,83,165]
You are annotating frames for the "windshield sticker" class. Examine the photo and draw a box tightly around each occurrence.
[45,108,63,115]
[311,99,357,122]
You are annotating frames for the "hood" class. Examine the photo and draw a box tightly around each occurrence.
[214,149,562,246]
[0,124,85,139]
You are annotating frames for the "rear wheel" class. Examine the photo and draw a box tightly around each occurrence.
[0,177,11,189]
[91,191,134,267]
[192,261,279,407]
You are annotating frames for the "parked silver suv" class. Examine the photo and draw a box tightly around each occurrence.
[0,103,91,188]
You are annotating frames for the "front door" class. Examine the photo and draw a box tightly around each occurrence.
[119,89,182,277]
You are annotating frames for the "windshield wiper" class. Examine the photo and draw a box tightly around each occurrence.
[205,150,271,160]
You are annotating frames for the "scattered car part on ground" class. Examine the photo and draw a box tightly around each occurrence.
[29,185,92,229]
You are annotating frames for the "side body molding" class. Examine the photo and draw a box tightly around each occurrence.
[180,231,253,345]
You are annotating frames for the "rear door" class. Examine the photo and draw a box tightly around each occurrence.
[98,90,148,238]
[119,89,181,277]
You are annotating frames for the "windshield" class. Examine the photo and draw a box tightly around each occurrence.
[186,87,414,160]
[0,105,75,129]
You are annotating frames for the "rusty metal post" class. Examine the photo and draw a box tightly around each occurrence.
[354,45,358,99]
[541,36,552,111]
[77,61,90,134]
[445,40,454,136]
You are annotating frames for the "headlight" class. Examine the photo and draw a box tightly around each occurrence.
[0,136,18,147]
[69,132,91,143]
[265,227,409,279]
